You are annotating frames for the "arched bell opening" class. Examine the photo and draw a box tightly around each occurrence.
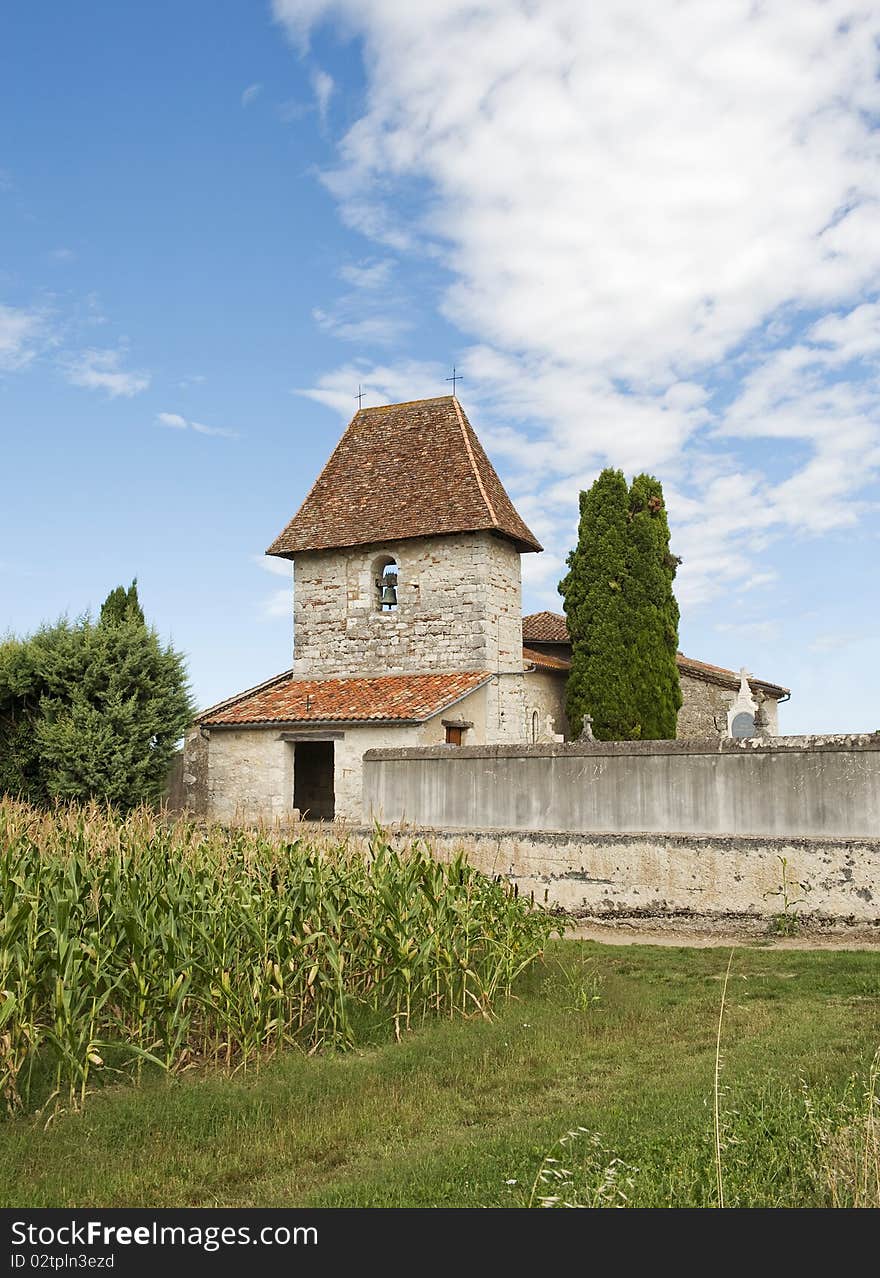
[373,555,399,612]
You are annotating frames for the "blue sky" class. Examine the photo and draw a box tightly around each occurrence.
[2,0,879,733]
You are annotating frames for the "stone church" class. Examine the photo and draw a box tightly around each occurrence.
[182,396,788,822]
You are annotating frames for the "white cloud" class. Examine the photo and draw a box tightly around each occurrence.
[64,348,149,397]
[296,358,447,417]
[241,82,263,107]
[338,258,394,290]
[254,554,293,578]
[278,0,880,612]
[314,257,404,344]
[254,554,293,616]
[264,588,292,618]
[0,304,43,371]
[49,247,76,262]
[191,420,239,438]
[312,306,408,344]
[311,68,334,121]
[156,411,239,439]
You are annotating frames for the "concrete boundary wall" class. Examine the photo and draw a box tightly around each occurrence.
[363,735,880,839]
[360,825,880,921]
[362,735,880,920]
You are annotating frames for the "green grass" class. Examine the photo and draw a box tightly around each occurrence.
[1,941,878,1208]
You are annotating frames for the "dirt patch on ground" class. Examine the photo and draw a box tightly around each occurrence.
[564,913,880,950]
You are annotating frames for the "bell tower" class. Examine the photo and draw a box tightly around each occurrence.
[266,396,542,682]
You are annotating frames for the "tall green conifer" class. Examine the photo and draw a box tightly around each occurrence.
[0,583,192,808]
[626,475,682,738]
[558,468,636,740]
[558,471,682,741]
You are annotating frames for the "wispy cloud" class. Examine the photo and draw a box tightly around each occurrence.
[264,588,292,618]
[338,259,395,290]
[312,306,409,345]
[314,257,403,345]
[276,98,310,124]
[156,411,239,439]
[278,0,880,613]
[241,82,263,108]
[296,358,446,418]
[253,554,293,618]
[64,348,150,397]
[0,304,44,371]
[254,554,292,578]
[311,68,334,121]
[49,247,76,263]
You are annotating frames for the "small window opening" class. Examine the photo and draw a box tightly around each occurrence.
[445,725,464,746]
[531,710,539,744]
[374,557,399,611]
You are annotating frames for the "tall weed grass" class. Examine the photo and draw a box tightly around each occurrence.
[0,798,554,1114]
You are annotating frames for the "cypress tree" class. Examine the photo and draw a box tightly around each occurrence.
[626,475,682,738]
[559,468,637,740]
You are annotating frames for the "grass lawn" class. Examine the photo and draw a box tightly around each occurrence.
[1,940,878,1209]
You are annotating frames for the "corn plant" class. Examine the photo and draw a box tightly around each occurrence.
[0,798,555,1114]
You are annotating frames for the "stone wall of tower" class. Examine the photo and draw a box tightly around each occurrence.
[291,531,523,678]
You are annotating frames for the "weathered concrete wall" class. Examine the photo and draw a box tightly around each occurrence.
[291,532,522,678]
[364,735,880,839]
[366,825,880,921]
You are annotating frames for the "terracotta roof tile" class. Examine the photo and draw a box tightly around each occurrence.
[266,396,541,557]
[522,610,571,643]
[523,645,571,671]
[522,611,788,696]
[675,654,789,697]
[199,670,492,727]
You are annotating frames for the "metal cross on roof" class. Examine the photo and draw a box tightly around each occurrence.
[356,384,364,409]
[446,366,462,396]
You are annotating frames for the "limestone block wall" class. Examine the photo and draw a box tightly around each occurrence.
[677,673,780,738]
[522,669,569,742]
[200,727,293,823]
[291,532,523,677]
[184,684,490,823]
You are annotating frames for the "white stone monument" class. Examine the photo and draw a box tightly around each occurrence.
[727,668,757,738]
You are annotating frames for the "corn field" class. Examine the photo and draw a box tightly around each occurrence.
[0,799,555,1114]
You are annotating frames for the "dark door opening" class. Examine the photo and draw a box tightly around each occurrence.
[293,741,335,820]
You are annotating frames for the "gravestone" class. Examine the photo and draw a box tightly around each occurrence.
[727,668,757,739]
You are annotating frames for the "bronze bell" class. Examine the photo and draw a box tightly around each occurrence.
[379,583,398,607]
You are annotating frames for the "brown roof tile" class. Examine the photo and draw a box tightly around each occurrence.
[676,654,789,697]
[522,611,788,697]
[199,670,492,727]
[522,610,571,643]
[266,396,542,557]
[523,645,571,671]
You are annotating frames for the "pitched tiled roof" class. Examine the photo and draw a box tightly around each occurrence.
[266,396,542,557]
[198,670,492,727]
[676,654,789,697]
[522,611,789,697]
[522,610,571,643]
[523,645,571,671]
